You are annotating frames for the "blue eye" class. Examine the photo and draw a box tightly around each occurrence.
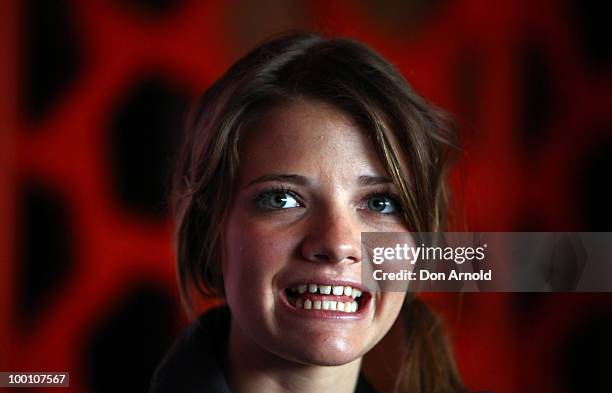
[366,195,398,214]
[256,190,301,210]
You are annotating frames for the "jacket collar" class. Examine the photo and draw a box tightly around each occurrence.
[150,306,376,393]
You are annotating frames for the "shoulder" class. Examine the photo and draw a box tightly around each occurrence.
[150,307,231,393]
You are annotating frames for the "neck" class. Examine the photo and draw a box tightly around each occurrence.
[225,318,362,393]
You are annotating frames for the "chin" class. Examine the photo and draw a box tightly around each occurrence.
[280,337,365,366]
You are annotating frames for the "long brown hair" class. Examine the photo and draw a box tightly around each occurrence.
[171,32,468,393]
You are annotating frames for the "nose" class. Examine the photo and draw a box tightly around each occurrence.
[300,205,361,264]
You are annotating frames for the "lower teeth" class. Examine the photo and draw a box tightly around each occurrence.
[294,298,359,313]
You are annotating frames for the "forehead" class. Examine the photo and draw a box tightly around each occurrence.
[238,100,389,183]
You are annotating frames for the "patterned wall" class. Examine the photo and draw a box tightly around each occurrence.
[2,0,611,392]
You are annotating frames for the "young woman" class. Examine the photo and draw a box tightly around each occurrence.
[151,32,477,393]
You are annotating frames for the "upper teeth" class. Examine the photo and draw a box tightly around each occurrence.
[293,284,362,299]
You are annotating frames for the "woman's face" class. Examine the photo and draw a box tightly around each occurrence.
[223,100,407,366]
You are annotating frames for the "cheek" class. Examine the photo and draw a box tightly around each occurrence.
[222,213,296,303]
[376,292,405,333]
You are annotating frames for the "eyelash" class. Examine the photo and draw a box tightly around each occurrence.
[361,192,402,215]
[253,186,403,215]
[253,186,302,211]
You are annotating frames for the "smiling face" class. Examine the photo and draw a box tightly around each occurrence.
[222,99,408,366]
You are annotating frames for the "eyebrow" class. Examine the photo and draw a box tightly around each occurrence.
[245,174,312,188]
[245,174,393,188]
[357,175,393,186]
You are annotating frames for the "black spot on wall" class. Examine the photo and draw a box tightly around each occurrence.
[519,42,557,155]
[561,309,612,393]
[22,0,82,123]
[575,132,612,230]
[116,0,183,16]
[84,283,179,393]
[18,181,74,329]
[512,293,547,318]
[109,75,188,217]
[569,0,611,70]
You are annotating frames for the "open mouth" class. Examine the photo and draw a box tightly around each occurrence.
[284,283,370,314]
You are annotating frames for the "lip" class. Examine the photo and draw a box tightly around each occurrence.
[278,279,372,321]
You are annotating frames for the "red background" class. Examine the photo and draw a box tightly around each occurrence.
[1,1,611,392]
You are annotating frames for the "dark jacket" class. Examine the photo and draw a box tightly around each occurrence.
[150,306,377,393]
